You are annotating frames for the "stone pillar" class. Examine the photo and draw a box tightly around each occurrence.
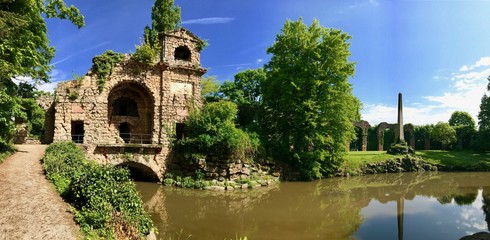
[397,93,404,142]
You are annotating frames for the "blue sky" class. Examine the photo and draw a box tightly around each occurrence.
[42,0,490,125]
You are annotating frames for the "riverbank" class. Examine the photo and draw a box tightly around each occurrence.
[341,150,490,175]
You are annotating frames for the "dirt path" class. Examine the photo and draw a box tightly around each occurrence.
[0,145,80,240]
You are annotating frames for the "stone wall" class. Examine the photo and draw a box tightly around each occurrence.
[50,28,207,181]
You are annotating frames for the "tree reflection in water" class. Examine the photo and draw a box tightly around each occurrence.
[136,172,490,240]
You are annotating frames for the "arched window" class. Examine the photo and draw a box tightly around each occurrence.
[174,46,191,61]
[112,97,139,117]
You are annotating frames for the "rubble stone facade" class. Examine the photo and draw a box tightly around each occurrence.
[48,29,206,181]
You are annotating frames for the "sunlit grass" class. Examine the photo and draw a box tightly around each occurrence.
[342,150,490,174]
[342,151,391,174]
[415,150,490,166]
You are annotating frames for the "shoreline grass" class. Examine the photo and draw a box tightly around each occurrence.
[343,150,490,174]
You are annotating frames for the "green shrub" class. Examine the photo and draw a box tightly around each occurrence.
[70,162,153,237]
[42,142,86,195]
[177,101,258,160]
[182,176,195,188]
[131,43,158,64]
[42,142,154,238]
[0,142,15,163]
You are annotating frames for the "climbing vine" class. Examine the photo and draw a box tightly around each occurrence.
[196,39,208,52]
[91,50,124,91]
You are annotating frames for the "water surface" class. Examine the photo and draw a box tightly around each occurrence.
[136,172,490,240]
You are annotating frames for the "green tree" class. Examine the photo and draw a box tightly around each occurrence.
[477,93,490,151]
[430,122,457,150]
[415,124,433,150]
[448,111,476,150]
[143,0,181,49]
[220,68,266,129]
[0,0,84,146]
[261,19,359,179]
[177,101,258,160]
[200,76,221,102]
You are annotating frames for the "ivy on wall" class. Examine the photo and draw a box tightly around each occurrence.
[91,50,124,92]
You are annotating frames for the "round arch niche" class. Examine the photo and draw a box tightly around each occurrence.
[117,162,159,182]
[108,82,154,144]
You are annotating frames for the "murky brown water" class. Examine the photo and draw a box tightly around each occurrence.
[136,172,490,240]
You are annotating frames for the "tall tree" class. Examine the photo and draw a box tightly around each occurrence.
[261,19,360,179]
[220,68,266,129]
[477,80,490,151]
[144,0,181,48]
[430,122,457,150]
[448,111,476,150]
[0,0,84,146]
[200,75,220,103]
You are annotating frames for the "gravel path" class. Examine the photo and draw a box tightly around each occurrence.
[0,145,80,240]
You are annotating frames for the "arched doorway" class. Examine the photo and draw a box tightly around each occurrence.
[119,122,131,143]
[108,82,154,144]
[117,162,159,182]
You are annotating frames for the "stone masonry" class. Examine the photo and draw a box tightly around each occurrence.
[47,28,206,181]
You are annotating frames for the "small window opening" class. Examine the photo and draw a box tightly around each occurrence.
[176,123,185,140]
[112,97,138,117]
[174,46,191,61]
[71,121,84,143]
[119,122,131,143]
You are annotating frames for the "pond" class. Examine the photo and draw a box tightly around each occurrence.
[135,172,490,240]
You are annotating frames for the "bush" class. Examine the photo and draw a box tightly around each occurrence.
[131,43,158,64]
[42,142,154,238]
[177,101,258,161]
[0,142,15,163]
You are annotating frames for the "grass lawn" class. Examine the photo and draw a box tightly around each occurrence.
[415,150,490,166]
[342,151,392,173]
[342,150,490,173]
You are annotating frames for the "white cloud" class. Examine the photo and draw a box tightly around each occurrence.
[181,17,234,25]
[460,65,470,72]
[363,57,490,125]
[256,58,263,64]
[37,82,59,93]
[50,41,111,66]
[362,104,450,125]
[474,57,490,68]
[349,0,379,9]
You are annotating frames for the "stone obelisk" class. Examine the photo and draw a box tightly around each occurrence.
[397,93,404,142]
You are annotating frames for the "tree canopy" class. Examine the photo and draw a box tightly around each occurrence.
[144,0,181,48]
[449,111,476,150]
[220,68,266,129]
[431,122,457,150]
[261,19,360,179]
[0,0,84,146]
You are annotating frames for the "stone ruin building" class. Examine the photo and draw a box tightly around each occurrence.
[40,28,206,181]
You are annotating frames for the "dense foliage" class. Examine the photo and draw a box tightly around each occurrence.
[92,50,125,91]
[448,111,476,150]
[177,101,258,161]
[430,122,457,150]
[143,0,181,49]
[42,142,154,238]
[131,43,159,64]
[220,68,266,130]
[0,0,83,147]
[261,19,360,179]
[200,76,221,102]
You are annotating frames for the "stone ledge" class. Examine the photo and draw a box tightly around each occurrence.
[96,143,163,149]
